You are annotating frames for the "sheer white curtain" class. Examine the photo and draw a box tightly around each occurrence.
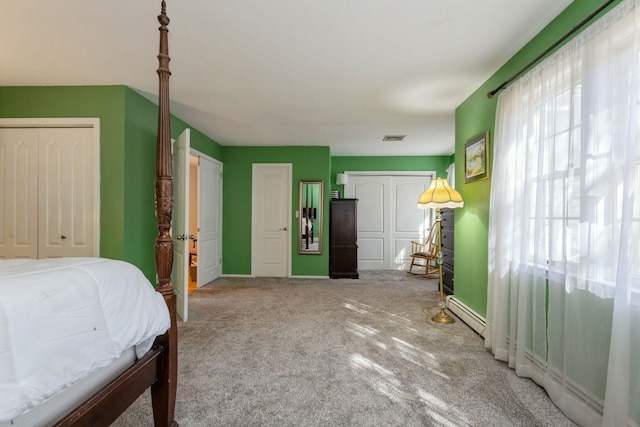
[487,0,640,425]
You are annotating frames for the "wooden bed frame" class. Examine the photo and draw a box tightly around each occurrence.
[52,2,179,426]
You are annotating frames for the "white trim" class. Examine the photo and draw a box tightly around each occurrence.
[446,296,486,337]
[190,148,221,167]
[221,274,255,278]
[291,275,331,279]
[0,117,101,257]
[343,170,436,177]
[0,117,100,128]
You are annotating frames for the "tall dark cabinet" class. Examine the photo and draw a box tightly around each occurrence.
[329,198,359,279]
[440,208,455,294]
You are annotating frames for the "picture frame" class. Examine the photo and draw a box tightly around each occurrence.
[465,131,489,183]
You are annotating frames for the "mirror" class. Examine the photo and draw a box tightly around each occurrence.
[299,180,323,254]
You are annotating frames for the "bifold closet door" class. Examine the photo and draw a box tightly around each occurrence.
[0,127,96,259]
[38,128,96,258]
[0,128,39,258]
[346,174,431,270]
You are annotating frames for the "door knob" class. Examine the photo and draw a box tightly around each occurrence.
[280,227,288,231]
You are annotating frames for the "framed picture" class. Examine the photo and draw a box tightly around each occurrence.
[465,131,489,183]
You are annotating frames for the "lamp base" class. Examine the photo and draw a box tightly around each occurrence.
[432,308,456,324]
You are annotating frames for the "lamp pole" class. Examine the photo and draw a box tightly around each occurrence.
[432,207,454,324]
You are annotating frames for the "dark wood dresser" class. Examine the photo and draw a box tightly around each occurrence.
[440,208,455,294]
[329,198,359,279]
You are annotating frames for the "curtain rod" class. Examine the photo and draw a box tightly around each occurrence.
[487,0,617,98]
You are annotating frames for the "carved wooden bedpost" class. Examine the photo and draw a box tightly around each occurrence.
[155,6,173,288]
[152,2,179,426]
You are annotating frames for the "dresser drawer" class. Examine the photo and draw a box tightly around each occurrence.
[440,208,454,226]
[441,228,454,249]
[442,247,454,268]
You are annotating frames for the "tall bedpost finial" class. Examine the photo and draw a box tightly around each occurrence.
[152,4,179,425]
[155,0,173,294]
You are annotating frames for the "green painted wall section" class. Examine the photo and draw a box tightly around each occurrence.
[221,146,331,277]
[0,85,222,281]
[0,85,128,259]
[454,0,622,317]
[122,89,223,279]
[123,89,159,277]
[331,156,452,190]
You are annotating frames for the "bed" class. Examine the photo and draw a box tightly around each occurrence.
[0,2,179,426]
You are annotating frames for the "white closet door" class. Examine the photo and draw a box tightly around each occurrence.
[392,177,432,269]
[38,128,96,258]
[350,176,389,270]
[0,128,39,259]
[346,174,432,270]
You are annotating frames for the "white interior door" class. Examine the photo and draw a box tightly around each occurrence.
[252,164,291,277]
[198,156,222,284]
[171,129,190,321]
[345,173,433,270]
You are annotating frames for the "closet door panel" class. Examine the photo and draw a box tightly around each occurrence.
[0,129,38,258]
[351,178,388,269]
[38,128,95,258]
[392,178,431,269]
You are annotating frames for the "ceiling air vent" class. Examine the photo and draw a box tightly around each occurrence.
[383,135,406,142]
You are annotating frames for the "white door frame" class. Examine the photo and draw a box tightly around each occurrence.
[251,163,292,277]
[0,118,100,257]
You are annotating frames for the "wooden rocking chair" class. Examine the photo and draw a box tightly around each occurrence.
[407,221,440,278]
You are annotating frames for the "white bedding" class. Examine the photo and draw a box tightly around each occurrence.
[0,257,171,422]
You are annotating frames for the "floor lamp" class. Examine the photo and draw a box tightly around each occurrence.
[417,177,464,324]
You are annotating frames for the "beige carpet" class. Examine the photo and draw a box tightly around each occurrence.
[113,271,575,427]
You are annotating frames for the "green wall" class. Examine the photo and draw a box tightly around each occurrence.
[221,146,331,277]
[331,156,452,190]
[0,85,222,281]
[1,86,445,280]
[454,0,622,316]
[0,85,128,258]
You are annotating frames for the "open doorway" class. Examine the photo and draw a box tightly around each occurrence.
[188,152,223,293]
[188,154,199,292]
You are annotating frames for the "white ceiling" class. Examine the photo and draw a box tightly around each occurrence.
[2,0,573,156]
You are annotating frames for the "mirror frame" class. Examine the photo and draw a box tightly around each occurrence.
[298,180,323,255]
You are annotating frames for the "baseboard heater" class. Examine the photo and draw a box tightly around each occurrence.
[445,296,486,337]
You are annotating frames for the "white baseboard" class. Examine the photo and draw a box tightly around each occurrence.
[220,274,331,279]
[445,296,486,337]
